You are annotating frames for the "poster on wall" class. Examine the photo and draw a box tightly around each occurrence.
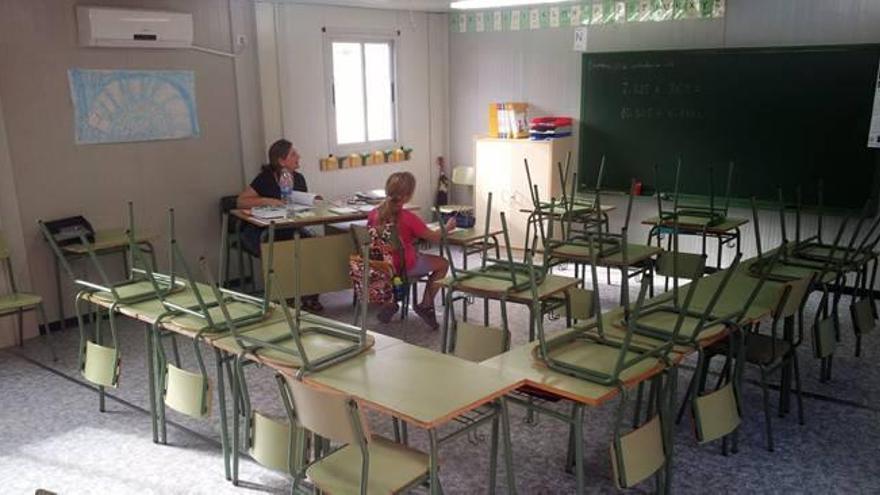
[68,69,199,145]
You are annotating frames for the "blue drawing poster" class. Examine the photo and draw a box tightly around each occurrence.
[68,68,199,144]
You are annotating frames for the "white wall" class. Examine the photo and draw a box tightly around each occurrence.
[0,0,264,343]
[449,0,880,260]
[254,2,449,211]
[449,0,880,170]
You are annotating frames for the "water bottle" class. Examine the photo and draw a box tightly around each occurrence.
[392,276,405,302]
[279,170,293,205]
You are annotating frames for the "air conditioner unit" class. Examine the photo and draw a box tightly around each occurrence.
[76,6,193,48]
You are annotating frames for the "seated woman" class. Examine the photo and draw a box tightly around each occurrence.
[237,138,323,311]
[367,172,455,329]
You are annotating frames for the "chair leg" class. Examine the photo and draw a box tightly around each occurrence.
[169,334,182,368]
[675,369,696,425]
[17,308,24,347]
[37,303,58,362]
[632,381,645,428]
[793,352,805,426]
[759,370,774,452]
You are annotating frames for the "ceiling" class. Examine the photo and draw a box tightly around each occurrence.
[276,0,454,13]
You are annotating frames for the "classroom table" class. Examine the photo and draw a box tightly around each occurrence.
[438,269,581,353]
[475,256,794,494]
[479,312,675,495]
[301,340,523,494]
[50,228,154,328]
[642,215,748,271]
[231,205,421,298]
[79,275,523,493]
[80,281,382,483]
[546,242,663,306]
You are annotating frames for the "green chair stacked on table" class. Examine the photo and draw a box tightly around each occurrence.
[38,203,185,411]
[536,160,644,314]
[0,231,55,361]
[523,153,608,256]
[139,209,273,451]
[749,189,880,378]
[527,234,676,494]
[207,223,371,486]
[655,159,735,229]
[440,192,542,354]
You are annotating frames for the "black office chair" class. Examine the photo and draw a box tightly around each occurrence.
[220,195,258,292]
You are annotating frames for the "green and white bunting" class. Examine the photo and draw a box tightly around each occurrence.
[451,0,724,33]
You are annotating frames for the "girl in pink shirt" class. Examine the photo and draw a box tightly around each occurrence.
[367,172,455,328]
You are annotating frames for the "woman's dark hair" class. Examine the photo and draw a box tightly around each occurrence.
[262,139,292,176]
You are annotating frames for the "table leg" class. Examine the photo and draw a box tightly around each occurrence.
[145,323,158,444]
[462,246,469,322]
[429,429,441,494]
[215,349,232,480]
[573,403,585,495]
[500,397,517,495]
[488,407,499,494]
[232,356,241,485]
[662,366,677,495]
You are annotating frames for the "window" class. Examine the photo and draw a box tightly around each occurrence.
[324,32,398,153]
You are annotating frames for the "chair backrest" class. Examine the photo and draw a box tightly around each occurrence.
[286,377,367,446]
[776,275,813,320]
[655,251,706,280]
[350,224,369,249]
[451,166,475,186]
[453,322,508,362]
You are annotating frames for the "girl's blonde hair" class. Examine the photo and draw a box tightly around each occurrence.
[378,172,416,224]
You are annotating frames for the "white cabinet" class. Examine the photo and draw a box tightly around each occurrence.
[474,136,575,250]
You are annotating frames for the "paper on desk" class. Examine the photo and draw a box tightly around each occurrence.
[329,206,358,215]
[289,191,320,205]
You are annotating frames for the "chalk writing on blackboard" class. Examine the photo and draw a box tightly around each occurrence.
[591,61,675,71]
[621,81,702,96]
[619,106,704,121]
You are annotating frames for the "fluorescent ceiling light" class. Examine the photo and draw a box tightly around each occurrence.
[450,0,569,10]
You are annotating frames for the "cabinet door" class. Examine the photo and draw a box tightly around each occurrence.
[475,138,556,251]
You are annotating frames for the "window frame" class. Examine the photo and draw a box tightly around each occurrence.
[323,29,400,156]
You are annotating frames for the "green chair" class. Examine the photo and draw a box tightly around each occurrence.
[528,234,676,493]
[214,225,371,486]
[655,159,734,228]
[142,208,273,454]
[38,203,184,411]
[285,377,433,495]
[440,193,544,354]
[749,274,813,451]
[650,248,707,297]
[0,231,55,361]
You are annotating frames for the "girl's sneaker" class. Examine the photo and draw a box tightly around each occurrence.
[377,303,399,323]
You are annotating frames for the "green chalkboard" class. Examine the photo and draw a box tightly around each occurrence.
[578,45,880,209]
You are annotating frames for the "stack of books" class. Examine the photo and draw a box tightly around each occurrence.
[529,116,573,140]
[488,102,529,139]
